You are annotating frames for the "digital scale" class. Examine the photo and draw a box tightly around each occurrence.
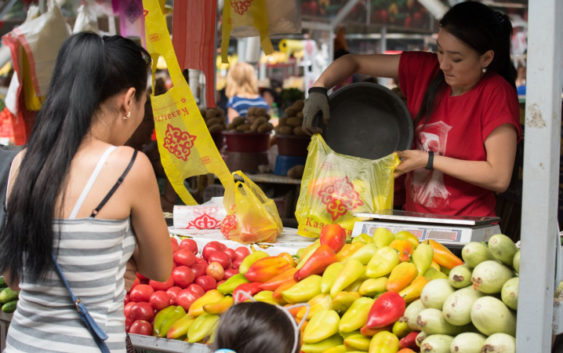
[352,210,501,249]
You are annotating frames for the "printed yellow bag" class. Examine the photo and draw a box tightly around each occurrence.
[295,135,400,238]
[144,0,233,204]
[220,171,283,244]
[221,0,273,63]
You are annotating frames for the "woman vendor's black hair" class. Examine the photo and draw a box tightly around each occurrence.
[0,32,150,282]
[414,1,517,126]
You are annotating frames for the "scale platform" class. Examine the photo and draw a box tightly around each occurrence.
[352,210,501,248]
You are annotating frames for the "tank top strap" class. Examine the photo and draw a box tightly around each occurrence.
[90,150,138,218]
[68,146,117,219]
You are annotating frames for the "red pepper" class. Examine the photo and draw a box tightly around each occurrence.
[233,282,262,302]
[319,224,347,253]
[294,244,337,282]
[365,291,406,329]
[244,255,293,283]
[259,267,297,291]
[399,331,419,350]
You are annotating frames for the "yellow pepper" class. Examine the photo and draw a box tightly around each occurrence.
[188,289,224,317]
[238,250,269,275]
[366,247,399,278]
[349,243,379,265]
[203,295,233,314]
[398,275,429,303]
[321,262,344,294]
[166,314,194,339]
[369,330,400,353]
[412,242,434,275]
[330,259,364,297]
[303,309,340,343]
[331,291,361,313]
[281,275,322,303]
[386,262,417,292]
[372,228,395,248]
[301,334,343,353]
[186,313,220,343]
[344,333,371,351]
[359,277,388,297]
[339,297,375,333]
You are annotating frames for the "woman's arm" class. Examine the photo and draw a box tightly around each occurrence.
[395,124,518,193]
[128,152,173,282]
[313,54,401,88]
[227,107,239,123]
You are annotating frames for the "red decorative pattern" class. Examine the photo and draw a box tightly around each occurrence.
[231,0,253,15]
[186,213,221,230]
[163,124,197,161]
[317,176,364,221]
[220,214,238,236]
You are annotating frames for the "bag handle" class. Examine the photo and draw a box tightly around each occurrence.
[51,253,109,353]
[232,171,269,204]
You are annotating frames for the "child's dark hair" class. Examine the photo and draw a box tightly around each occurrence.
[0,32,150,282]
[212,302,299,353]
[414,1,516,126]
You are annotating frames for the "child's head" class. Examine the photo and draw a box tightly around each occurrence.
[212,301,301,353]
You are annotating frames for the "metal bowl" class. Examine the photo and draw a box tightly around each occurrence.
[318,82,413,159]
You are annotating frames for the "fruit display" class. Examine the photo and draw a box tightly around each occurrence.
[124,229,523,352]
[226,107,274,134]
[0,276,18,314]
[124,237,251,339]
[274,99,307,136]
[403,234,519,353]
[201,107,227,134]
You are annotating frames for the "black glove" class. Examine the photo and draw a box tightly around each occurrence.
[302,87,329,134]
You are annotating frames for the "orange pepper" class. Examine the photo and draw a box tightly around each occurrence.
[360,324,392,337]
[294,245,337,282]
[336,242,364,261]
[425,239,463,269]
[272,279,296,304]
[259,267,297,291]
[398,275,429,303]
[244,254,293,282]
[386,262,418,292]
[389,239,415,262]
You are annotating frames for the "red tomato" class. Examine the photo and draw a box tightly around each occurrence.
[202,241,227,261]
[172,266,195,288]
[170,237,179,253]
[195,275,217,291]
[234,246,250,261]
[130,277,140,290]
[129,284,154,302]
[186,283,205,297]
[129,320,152,335]
[231,259,242,270]
[149,275,174,291]
[224,248,236,260]
[179,238,198,254]
[123,301,136,319]
[125,316,134,332]
[176,289,199,311]
[124,293,130,305]
[206,262,225,281]
[190,262,207,279]
[130,302,154,321]
[206,251,231,270]
[136,272,148,281]
[149,290,172,311]
[166,286,182,305]
[224,268,239,280]
[173,248,196,267]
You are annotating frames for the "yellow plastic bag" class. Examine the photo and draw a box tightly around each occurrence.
[295,135,400,238]
[144,0,233,205]
[220,171,283,244]
[221,0,274,63]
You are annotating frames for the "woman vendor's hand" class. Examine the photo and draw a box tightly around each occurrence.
[394,150,431,177]
[302,87,330,135]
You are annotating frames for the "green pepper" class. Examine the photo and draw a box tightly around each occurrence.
[217,273,249,295]
[156,305,186,338]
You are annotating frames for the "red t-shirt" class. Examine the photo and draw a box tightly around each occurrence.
[398,51,521,217]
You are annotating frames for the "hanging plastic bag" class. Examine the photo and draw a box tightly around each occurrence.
[143,0,234,205]
[221,0,273,63]
[220,171,283,244]
[228,0,302,39]
[295,135,400,238]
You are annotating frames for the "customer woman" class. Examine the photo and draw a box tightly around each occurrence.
[1,33,173,352]
[302,1,521,217]
[226,61,270,122]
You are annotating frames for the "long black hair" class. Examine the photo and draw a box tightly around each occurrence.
[0,33,150,282]
[414,1,516,126]
[212,302,299,353]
